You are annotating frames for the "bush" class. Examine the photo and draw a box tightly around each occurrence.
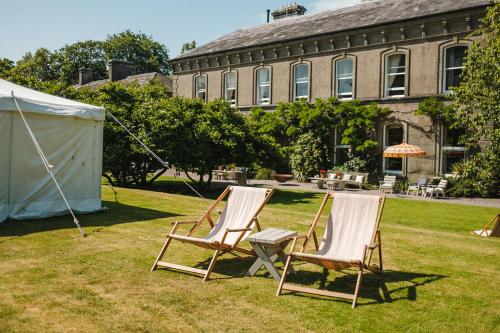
[253,166,274,180]
[290,132,326,182]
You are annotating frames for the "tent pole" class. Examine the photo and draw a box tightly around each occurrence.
[11,92,85,237]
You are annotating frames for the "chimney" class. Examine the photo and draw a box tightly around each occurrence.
[107,59,134,82]
[267,9,271,23]
[78,67,93,86]
[271,3,306,20]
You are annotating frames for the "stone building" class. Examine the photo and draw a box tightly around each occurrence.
[169,0,490,178]
[76,59,173,96]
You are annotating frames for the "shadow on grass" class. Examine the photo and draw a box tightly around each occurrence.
[282,267,446,306]
[129,178,324,207]
[0,200,181,237]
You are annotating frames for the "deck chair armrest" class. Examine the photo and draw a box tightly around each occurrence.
[170,220,198,225]
[290,234,307,240]
[226,228,253,233]
[367,242,380,250]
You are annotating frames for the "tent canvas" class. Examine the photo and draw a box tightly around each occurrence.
[0,79,104,224]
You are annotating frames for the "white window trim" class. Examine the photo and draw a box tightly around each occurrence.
[384,53,406,98]
[194,74,207,101]
[335,59,354,101]
[440,124,466,174]
[293,63,310,101]
[442,45,468,94]
[223,71,237,106]
[256,67,271,105]
[383,123,405,175]
[333,126,351,165]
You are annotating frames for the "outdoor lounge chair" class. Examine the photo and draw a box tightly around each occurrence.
[151,186,273,281]
[379,175,397,193]
[472,214,500,237]
[406,176,428,195]
[277,192,385,308]
[423,179,448,198]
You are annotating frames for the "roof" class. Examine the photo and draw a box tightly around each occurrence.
[174,0,488,60]
[77,72,173,92]
[0,78,105,121]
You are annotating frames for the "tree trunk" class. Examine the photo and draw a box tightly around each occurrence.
[102,173,116,187]
[148,167,168,184]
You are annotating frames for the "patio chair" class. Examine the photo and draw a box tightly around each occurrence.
[423,179,448,198]
[277,192,386,308]
[472,214,500,237]
[406,176,428,195]
[151,186,274,281]
[379,175,397,194]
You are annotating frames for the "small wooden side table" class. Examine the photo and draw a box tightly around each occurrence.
[246,228,297,282]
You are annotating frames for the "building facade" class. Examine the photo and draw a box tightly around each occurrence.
[169,0,489,178]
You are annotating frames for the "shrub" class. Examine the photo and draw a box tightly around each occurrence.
[290,132,326,182]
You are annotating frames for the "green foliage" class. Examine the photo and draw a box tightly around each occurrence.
[104,30,171,76]
[449,2,500,196]
[73,81,171,186]
[249,98,390,174]
[416,96,453,123]
[290,133,326,181]
[1,30,170,86]
[58,40,107,85]
[341,154,367,172]
[158,98,265,189]
[253,166,274,180]
[181,40,197,54]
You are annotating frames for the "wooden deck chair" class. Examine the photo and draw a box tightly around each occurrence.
[151,186,273,281]
[277,192,385,308]
[472,214,500,237]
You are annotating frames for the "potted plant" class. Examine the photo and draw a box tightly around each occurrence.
[319,169,327,178]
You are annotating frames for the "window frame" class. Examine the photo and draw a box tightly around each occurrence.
[334,58,355,100]
[333,126,351,166]
[255,66,272,105]
[442,45,468,94]
[384,53,407,98]
[292,62,310,101]
[382,123,406,175]
[440,124,466,175]
[222,70,237,106]
[193,73,208,102]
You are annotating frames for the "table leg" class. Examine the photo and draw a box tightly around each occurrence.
[252,243,283,281]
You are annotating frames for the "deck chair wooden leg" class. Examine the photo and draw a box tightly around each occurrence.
[352,266,364,309]
[151,236,173,271]
[276,254,293,296]
[378,236,383,272]
[203,249,221,282]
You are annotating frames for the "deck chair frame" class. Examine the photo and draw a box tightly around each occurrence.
[277,192,385,308]
[151,186,274,281]
[472,214,500,237]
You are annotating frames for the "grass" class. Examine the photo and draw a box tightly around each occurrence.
[0,183,499,332]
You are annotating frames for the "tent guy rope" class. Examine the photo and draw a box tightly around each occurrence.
[105,110,207,201]
[11,91,86,237]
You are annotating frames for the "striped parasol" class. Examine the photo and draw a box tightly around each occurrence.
[383,143,426,158]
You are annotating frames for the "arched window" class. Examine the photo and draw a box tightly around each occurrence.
[292,63,309,101]
[443,45,468,93]
[256,68,271,105]
[194,74,207,101]
[223,71,237,106]
[383,124,404,174]
[384,53,406,97]
[335,59,353,100]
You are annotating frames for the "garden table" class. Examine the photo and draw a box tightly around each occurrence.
[246,228,297,282]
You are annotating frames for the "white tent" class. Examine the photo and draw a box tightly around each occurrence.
[0,79,104,226]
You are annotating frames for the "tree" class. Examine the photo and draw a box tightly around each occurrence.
[9,48,61,83]
[104,30,171,75]
[58,40,107,85]
[449,2,500,196]
[0,58,14,77]
[181,40,197,54]
[73,81,171,186]
[159,98,261,189]
[290,132,325,181]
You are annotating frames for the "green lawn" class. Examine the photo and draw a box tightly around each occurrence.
[0,185,499,332]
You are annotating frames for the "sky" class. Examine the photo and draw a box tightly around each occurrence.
[0,0,361,62]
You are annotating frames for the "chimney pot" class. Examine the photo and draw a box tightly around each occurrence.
[78,67,93,86]
[107,59,134,82]
[271,3,306,20]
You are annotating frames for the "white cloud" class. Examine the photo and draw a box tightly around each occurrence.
[311,0,363,13]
